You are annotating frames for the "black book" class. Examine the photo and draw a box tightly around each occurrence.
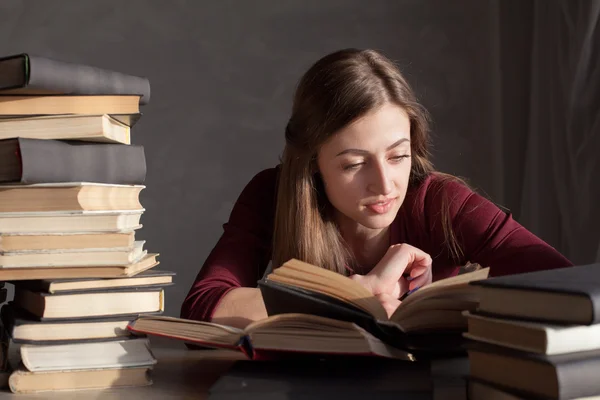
[471,263,599,324]
[0,53,150,104]
[257,258,489,354]
[0,137,146,184]
[467,341,600,400]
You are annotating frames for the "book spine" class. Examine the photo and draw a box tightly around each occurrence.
[592,294,600,324]
[0,138,20,182]
[26,55,150,104]
[14,138,146,185]
[238,335,256,359]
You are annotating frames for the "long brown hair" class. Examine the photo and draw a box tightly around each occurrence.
[272,48,462,274]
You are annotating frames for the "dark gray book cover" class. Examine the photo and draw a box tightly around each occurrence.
[467,341,600,399]
[0,53,150,104]
[471,263,600,323]
[0,137,146,184]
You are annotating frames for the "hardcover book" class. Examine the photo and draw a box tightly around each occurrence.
[0,53,150,104]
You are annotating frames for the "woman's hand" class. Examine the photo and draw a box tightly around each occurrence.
[350,243,433,300]
[374,292,402,318]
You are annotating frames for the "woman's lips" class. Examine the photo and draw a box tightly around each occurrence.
[365,198,396,214]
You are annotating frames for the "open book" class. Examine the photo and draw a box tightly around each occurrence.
[129,259,489,358]
[259,259,489,334]
[128,313,415,361]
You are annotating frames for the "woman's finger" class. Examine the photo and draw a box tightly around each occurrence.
[371,243,432,284]
[405,265,428,279]
[405,268,431,291]
[403,253,432,277]
[376,293,401,318]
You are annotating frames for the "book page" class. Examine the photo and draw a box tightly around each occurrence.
[268,259,388,320]
[390,267,490,322]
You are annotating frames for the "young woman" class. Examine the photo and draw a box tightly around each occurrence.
[181,48,573,328]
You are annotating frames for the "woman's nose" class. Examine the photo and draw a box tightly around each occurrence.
[367,162,393,195]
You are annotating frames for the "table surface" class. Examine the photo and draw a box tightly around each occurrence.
[0,343,247,400]
[0,339,470,399]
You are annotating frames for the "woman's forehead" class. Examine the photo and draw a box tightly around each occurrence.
[322,104,411,154]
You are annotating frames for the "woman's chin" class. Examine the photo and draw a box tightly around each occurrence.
[357,214,397,230]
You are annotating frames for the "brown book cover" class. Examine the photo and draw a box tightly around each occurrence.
[0,182,144,213]
[13,286,165,321]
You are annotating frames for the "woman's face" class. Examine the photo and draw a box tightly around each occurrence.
[317,103,412,230]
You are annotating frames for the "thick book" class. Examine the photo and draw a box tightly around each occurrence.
[471,263,598,324]
[0,210,144,234]
[0,53,150,104]
[0,182,144,213]
[13,269,175,294]
[463,311,600,355]
[0,231,135,252]
[0,137,146,184]
[0,252,159,281]
[17,337,156,372]
[257,258,489,351]
[467,341,600,400]
[128,314,415,361]
[0,240,146,268]
[1,303,138,344]
[0,94,140,115]
[8,366,152,394]
[0,114,139,145]
[13,285,165,320]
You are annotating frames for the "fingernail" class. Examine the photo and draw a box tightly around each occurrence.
[409,285,420,293]
[399,286,420,301]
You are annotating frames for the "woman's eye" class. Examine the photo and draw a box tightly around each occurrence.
[390,155,410,162]
[343,162,364,171]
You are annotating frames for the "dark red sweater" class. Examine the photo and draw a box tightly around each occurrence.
[181,168,573,322]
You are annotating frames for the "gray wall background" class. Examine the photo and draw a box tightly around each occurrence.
[0,0,512,317]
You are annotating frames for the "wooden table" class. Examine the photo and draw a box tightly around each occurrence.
[0,339,470,399]
[0,341,246,399]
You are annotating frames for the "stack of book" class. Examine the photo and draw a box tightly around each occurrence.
[463,263,600,400]
[0,53,173,394]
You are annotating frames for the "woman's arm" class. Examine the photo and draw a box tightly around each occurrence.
[425,176,573,277]
[180,168,278,324]
[211,287,267,328]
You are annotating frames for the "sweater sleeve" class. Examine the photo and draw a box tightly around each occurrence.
[180,168,278,322]
[425,176,573,277]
